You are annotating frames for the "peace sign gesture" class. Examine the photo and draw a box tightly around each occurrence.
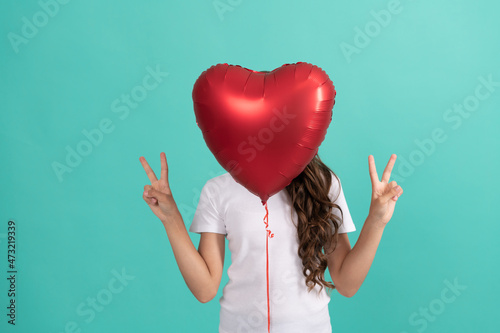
[367,154,404,226]
[140,152,179,224]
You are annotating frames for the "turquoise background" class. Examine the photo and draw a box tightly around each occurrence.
[1,0,499,332]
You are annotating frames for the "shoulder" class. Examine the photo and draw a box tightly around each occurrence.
[206,172,233,187]
[327,170,343,201]
[203,172,236,197]
[207,172,232,183]
[204,172,259,209]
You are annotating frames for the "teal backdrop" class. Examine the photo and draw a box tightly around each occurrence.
[1,0,499,332]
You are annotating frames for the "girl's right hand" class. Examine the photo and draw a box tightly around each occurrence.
[140,152,179,223]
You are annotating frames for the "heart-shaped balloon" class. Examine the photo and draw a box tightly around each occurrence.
[192,62,336,204]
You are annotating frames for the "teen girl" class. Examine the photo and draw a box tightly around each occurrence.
[140,152,403,332]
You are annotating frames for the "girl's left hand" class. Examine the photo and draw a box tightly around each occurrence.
[367,154,404,226]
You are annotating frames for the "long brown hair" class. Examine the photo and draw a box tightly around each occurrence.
[285,153,343,296]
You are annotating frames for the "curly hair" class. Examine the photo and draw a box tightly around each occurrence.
[285,153,344,296]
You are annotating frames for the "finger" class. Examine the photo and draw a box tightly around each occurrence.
[368,155,379,186]
[394,186,403,200]
[143,185,154,198]
[142,187,158,204]
[160,152,169,184]
[143,186,164,201]
[392,187,403,201]
[142,192,158,205]
[384,184,402,203]
[381,154,397,183]
[140,156,158,183]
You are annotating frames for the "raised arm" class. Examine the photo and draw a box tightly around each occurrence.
[140,152,224,303]
[327,154,404,297]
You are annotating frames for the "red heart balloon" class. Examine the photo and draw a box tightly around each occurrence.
[192,62,336,204]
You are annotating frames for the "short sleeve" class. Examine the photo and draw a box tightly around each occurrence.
[188,180,227,235]
[328,176,356,234]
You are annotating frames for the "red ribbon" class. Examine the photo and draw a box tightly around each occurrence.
[263,201,274,332]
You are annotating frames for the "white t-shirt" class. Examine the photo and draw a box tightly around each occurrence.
[189,172,356,333]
